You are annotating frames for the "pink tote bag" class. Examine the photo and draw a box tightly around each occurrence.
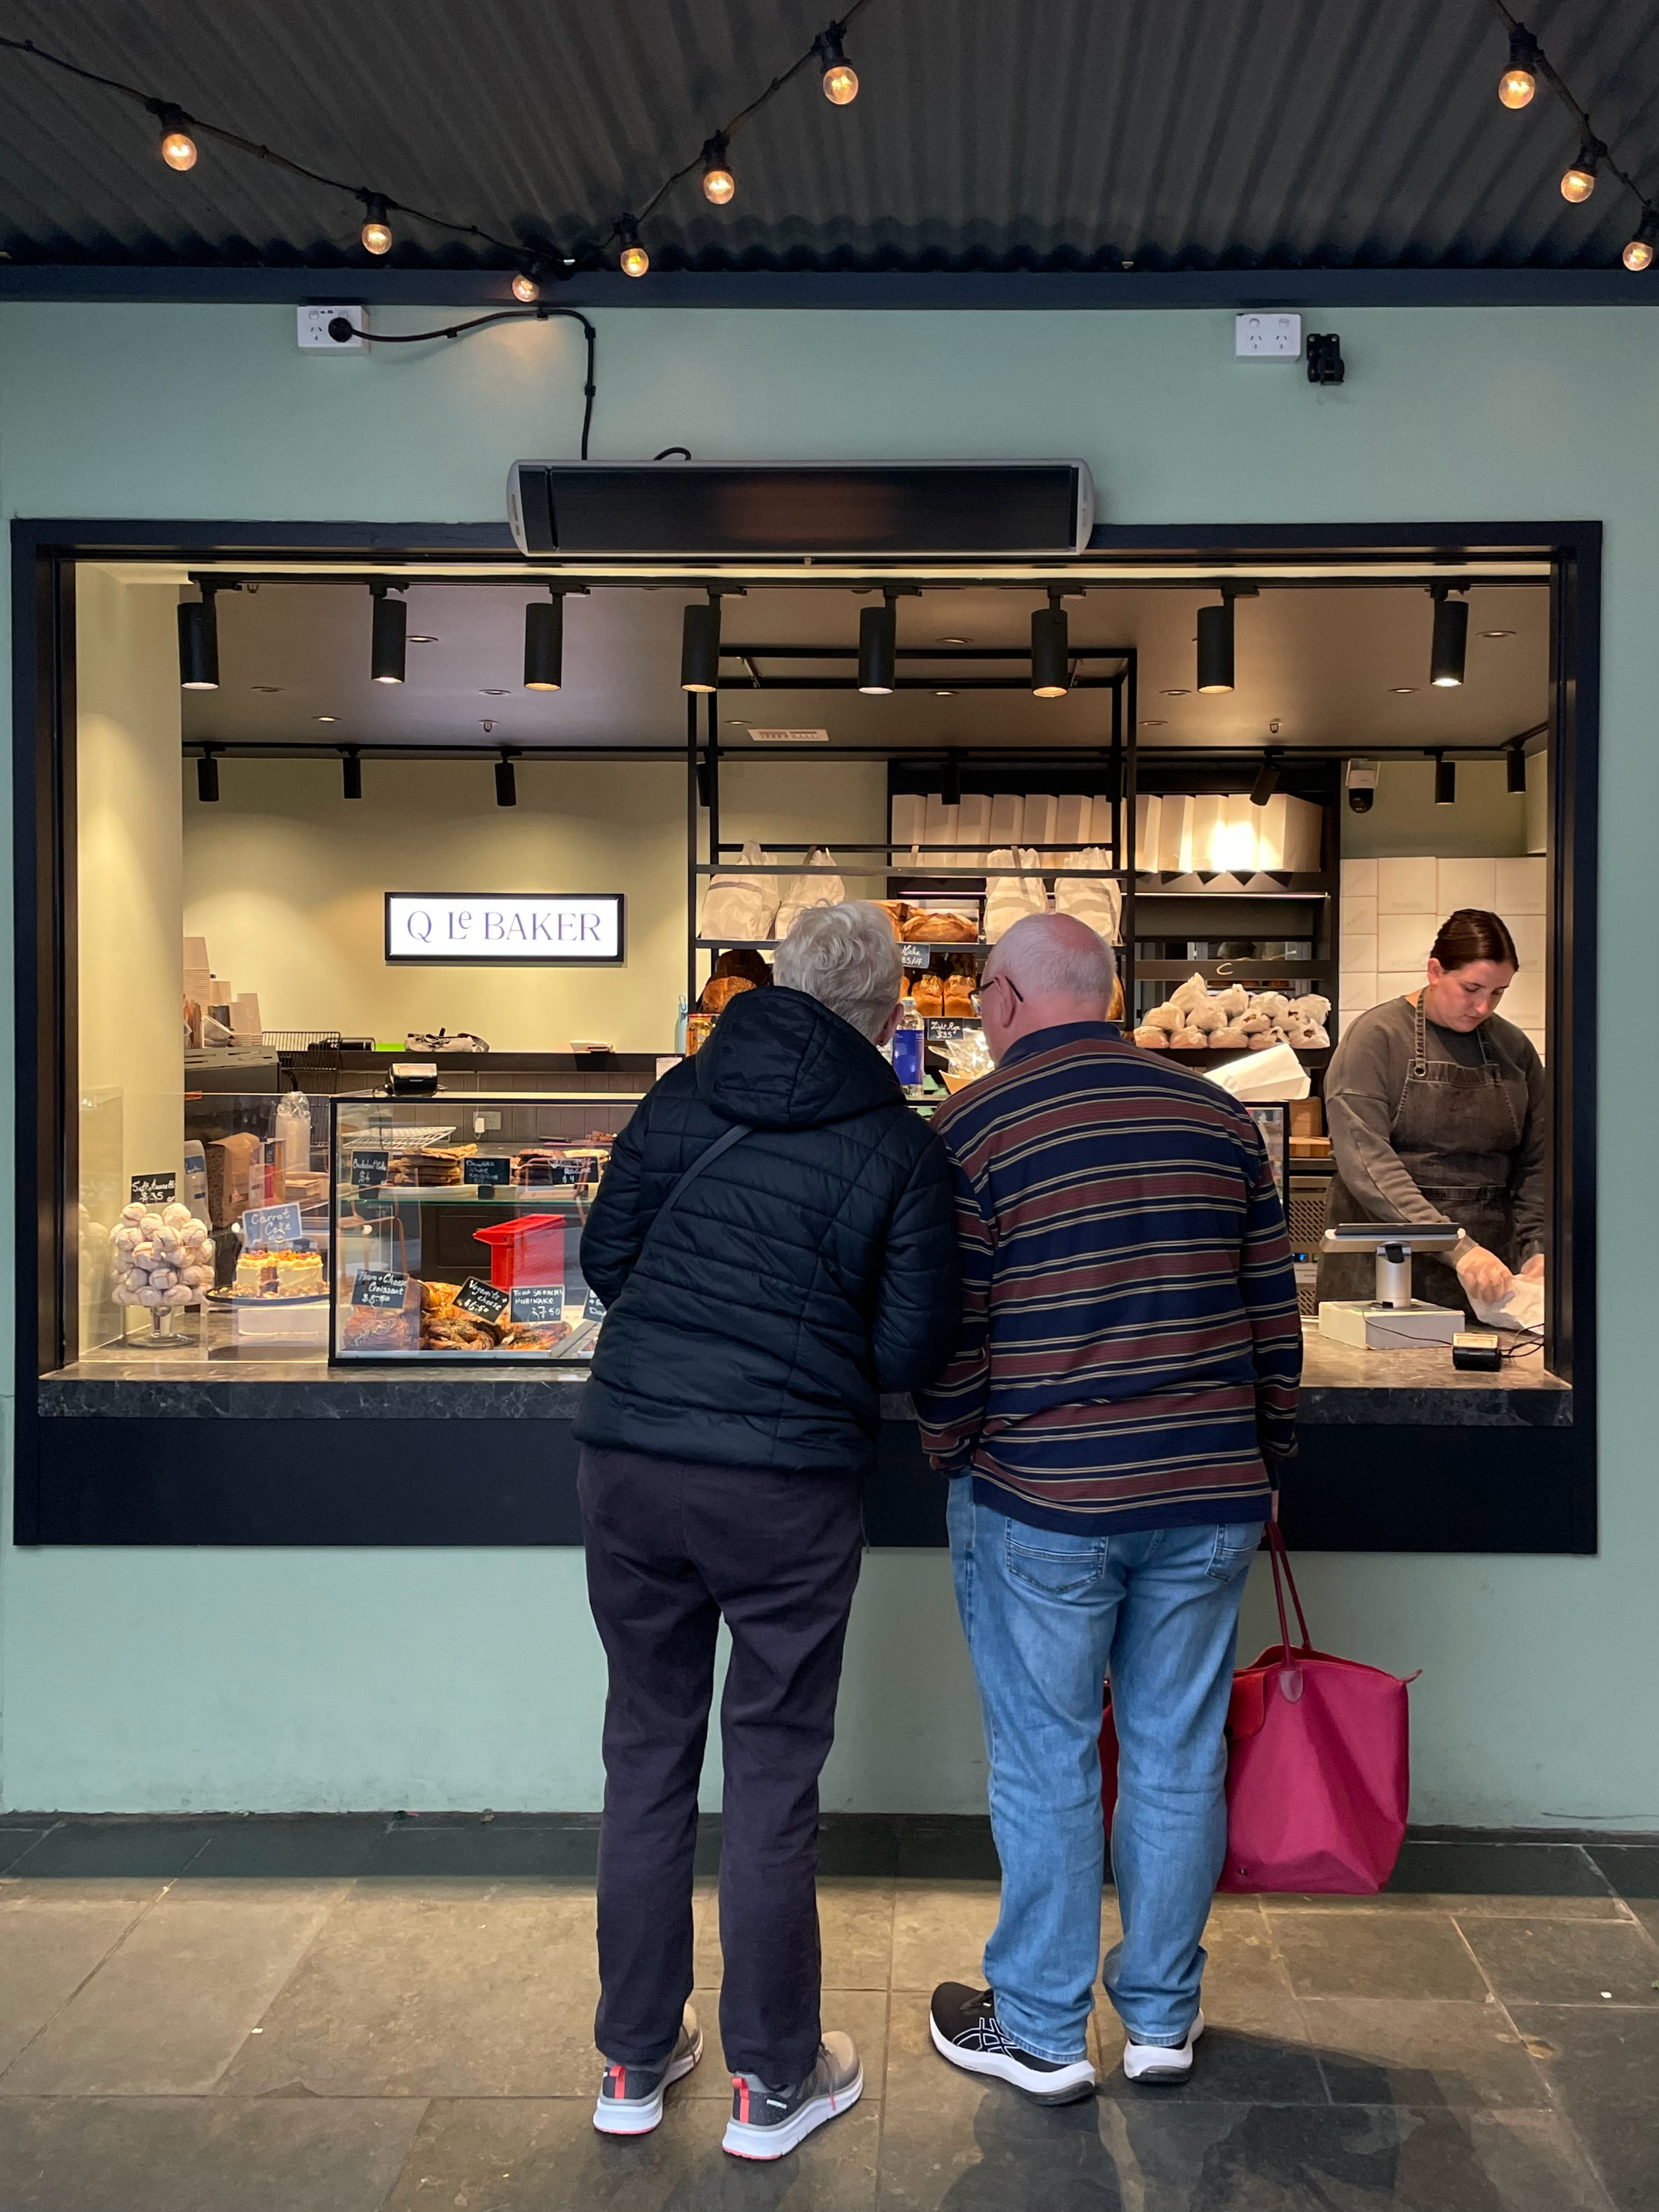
[1100,1526,1415,1894]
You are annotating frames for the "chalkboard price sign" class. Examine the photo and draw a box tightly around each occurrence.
[350,1150,390,1188]
[900,944,933,970]
[455,1276,511,1324]
[130,1171,177,1206]
[242,1201,304,1251]
[510,1285,566,1325]
[352,1272,409,1309]
[464,1156,513,1187]
[583,1289,606,1323]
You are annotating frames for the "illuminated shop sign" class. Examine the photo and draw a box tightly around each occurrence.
[384,893,624,965]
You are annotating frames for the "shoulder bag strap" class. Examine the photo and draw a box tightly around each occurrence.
[642,1119,752,1246]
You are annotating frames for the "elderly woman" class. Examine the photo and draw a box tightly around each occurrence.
[1318,908,1546,1316]
[575,901,959,2161]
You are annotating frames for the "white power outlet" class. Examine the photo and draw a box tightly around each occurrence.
[297,305,369,351]
[1234,312,1301,359]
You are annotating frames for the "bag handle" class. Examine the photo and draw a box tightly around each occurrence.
[642,1119,752,1250]
[1265,1522,1313,1653]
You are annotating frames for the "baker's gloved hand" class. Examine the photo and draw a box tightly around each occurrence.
[1519,1253,1546,1282]
[1455,1240,1513,1304]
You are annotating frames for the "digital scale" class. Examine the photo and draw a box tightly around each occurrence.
[1316,1221,1464,1350]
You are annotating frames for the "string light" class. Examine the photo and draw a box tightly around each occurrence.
[153,102,196,169]
[1559,141,1600,204]
[1498,25,1537,109]
[618,216,649,278]
[1483,4,1657,273]
[815,22,860,104]
[359,192,393,254]
[701,133,736,206]
[511,268,540,303]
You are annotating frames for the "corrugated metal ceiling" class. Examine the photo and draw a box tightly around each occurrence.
[0,0,1654,276]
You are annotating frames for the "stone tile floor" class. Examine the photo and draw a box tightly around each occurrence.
[0,1818,1653,2211]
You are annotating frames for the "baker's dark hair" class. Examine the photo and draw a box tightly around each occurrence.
[1430,908,1520,971]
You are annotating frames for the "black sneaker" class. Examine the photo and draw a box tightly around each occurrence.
[722,2031,862,2161]
[930,1983,1097,2104]
[593,2004,702,2136]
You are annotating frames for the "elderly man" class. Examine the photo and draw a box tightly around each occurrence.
[576,901,959,2160]
[917,912,1301,2099]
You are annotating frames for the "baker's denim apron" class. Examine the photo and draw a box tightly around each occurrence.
[1317,996,1528,1317]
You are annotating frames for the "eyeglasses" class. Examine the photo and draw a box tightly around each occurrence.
[970,975,1023,1015]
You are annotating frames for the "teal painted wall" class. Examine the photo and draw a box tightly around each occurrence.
[2,303,1655,1824]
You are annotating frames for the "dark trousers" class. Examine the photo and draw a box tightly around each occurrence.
[578,1444,864,2085]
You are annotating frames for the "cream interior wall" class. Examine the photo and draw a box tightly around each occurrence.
[1339,759,1530,859]
[183,758,687,1052]
[75,568,185,1346]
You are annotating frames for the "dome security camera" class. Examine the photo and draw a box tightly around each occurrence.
[1346,759,1380,814]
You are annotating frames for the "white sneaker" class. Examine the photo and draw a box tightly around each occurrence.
[722,2032,863,2160]
[593,2005,702,2134]
[1121,2009,1205,2083]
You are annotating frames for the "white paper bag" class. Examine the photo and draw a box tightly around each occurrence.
[697,841,779,940]
[774,849,846,940]
[1053,853,1122,940]
[1202,1043,1311,1101]
[1469,1273,1545,1333]
[984,849,1048,942]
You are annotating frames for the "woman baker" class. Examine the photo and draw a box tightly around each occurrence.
[1318,908,1546,1317]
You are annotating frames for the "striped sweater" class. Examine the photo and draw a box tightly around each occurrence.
[913,1022,1302,1534]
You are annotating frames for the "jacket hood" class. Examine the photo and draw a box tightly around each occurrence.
[695,986,903,1129]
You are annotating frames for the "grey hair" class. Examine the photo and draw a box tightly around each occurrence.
[985,912,1118,1002]
[776,901,903,1041]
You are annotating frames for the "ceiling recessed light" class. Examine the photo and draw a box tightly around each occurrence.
[935,689,957,698]
[409,634,438,644]
[1480,628,1515,639]
[1161,687,1190,696]
[481,688,509,696]
[726,718,749,728]
[1391,685,1417,694]
[251,684,280,694]
[1139,718,1167,727]
[939,634,971,645]
[314,714,338,723]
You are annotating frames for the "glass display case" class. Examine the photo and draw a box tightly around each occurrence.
[328,1092,639,1363]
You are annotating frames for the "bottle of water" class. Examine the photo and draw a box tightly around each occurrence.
[891,997,926,1098]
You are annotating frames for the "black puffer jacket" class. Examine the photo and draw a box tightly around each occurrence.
[576,987,960,1474]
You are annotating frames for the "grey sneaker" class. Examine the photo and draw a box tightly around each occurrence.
[722,2031,862,2161]
[593,2004,702,2136]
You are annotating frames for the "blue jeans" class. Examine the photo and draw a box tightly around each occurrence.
[948,1482,1263,2059]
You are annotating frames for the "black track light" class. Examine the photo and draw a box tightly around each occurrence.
[196,747,220,802]
[681,596,722,693]
[178,591,220,690]
[1430,586,1468,687]
[1507,743,1528,795]
[858,591,899,695]
[495,750,517,808]
[524,596,564,690]
[371,585,407,684]
[1249,750,1281,806]
[341,748,362,801]
[1031,588,1070,698]
[1433,750,1456,807]
[1196,599,1234,694]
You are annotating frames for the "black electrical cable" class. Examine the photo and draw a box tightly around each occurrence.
[342,307,598,459]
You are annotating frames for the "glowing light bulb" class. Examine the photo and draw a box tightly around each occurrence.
[1560,143,1599,203]
[1498,67,1535,108]
[161,127,197,170]
[512,271,539,302]
[360,196,393,254]
[702,134,736,204]
[618,216,648,277]
[1624,217,1657,272]
[815,25,860,104]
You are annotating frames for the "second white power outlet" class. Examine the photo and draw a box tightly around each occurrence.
[297,305,369,350]
[1234,312,1301,359]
